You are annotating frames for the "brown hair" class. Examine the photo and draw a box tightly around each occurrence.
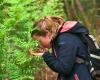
[31,16,64,39]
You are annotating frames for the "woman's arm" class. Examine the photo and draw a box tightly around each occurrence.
[42,35,78,75]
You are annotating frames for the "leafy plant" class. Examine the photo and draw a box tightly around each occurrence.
[0,0,65,79]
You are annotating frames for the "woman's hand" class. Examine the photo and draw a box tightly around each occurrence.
[29,48,44,56]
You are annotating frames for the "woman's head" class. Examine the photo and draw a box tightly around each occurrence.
[31,16,64,48]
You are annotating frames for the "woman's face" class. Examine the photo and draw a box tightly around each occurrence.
[32,32,51,49]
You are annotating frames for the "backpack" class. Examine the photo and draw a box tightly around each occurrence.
[78,33,100,79]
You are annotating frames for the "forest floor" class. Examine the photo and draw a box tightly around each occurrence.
[34,66,57,80]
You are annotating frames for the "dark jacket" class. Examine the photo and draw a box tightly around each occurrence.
[42,22,93,80]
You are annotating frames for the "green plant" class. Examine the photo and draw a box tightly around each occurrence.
[0,0,66,79]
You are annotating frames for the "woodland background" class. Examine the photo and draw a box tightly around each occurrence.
[0,0,100,80]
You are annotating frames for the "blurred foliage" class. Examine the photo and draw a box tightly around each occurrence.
[0,0,65,79]
[64,0,100,36]
[0,0,100,79]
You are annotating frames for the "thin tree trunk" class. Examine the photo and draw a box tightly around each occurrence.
[75,0,91,27]
[70,0,78,20]
[92,0,97,26]
[64,0,71,18]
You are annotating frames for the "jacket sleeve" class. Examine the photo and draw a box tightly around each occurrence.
[42,35,78,75]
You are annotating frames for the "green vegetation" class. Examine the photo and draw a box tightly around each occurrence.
[0,0,65,79]
[0,0,99,79]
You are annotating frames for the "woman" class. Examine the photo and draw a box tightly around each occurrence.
[29,16,93,80]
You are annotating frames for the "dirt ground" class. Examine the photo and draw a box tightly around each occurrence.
[34,67,57,80]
